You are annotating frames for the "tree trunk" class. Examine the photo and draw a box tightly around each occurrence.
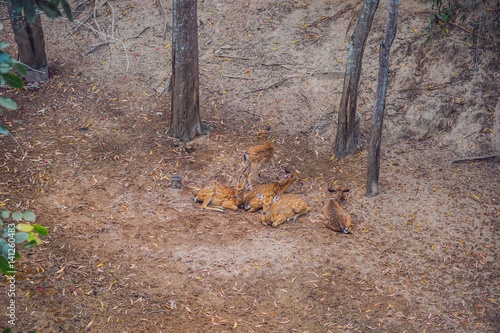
[8,6,49,83]
[334,0,379,158]
[366,0,399,197]
[169,0,209,142]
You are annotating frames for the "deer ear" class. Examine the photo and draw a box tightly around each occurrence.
[273,196,281,203]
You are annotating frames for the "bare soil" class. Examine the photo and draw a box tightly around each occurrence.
[1,0,499,332]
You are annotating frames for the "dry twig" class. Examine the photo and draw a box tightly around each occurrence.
[215,55,257,61]
[242,76,299,94]
[450,155,498,164]
[157,0,169,39]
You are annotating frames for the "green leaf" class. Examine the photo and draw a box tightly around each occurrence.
[26,232,42,246]
[62,0,74,21]
[24,0,36,23]
[0,124,11,136]
[3,72,24,89]
[37,2,61,19]
[11,211,23,221]
[0,51,12,64]
[14,62,27,77]
[14,231,29,243]
[33,224,48,236]
[0,238,7,258]
[0,256,12,275]
[1,240,9,260]
[0,97,18,110]
[0,42,9,50]
[23,211,36,222]
[0,219,2,228]
[1,210,10,219]
[17,223,34,232]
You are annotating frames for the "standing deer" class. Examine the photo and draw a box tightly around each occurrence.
[194,177,246,213]
[259,193,312,227]
[324,186,352,234]
[243,173,299,212]
[243,133,279,188]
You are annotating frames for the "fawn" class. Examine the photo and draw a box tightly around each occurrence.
[243,133,279,188]
[194,177,246,213]
[243,173,299,212]
[259,193,312,227]
[324,186,352,234]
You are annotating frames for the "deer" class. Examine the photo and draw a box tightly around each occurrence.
[243,173,299,212]
[259,193,312,227]
[323,186,352,234]
[243,132,279,188]
[194,176,246,213]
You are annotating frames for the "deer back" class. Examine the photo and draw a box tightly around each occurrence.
[244,174,298,210]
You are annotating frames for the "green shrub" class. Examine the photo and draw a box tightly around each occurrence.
[0,210,48,276]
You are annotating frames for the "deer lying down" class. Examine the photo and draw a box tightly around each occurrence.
[259,193,312,227]
[243,173,299,212]
[194,177,246,213]
[324,186,352,234]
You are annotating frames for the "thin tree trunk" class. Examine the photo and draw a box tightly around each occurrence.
[366,0,399,197]
[334,0,379,158]
[8,6,49,83]
[169,0,209,142]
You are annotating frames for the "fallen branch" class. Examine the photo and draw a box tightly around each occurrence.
[215,55,257,61]
[260,63,295,70]
[222,74,256,80]
[125,27,151,41]
[85,42,110,55]
[157,0,169,39]
[242,76,299,94]
[67,17,131,71]
[450,155,498,164]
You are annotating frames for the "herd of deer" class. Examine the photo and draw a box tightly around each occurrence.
[193,134,352,233]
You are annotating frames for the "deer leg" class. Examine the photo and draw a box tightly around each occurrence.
[243,164,254,190]
[201,194,226,213]
[271,216,287,228]
[221,201,239,211]
[289,210,309,223]
[204,206,227,213]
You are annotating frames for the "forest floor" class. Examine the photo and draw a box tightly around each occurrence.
[1,0,499,332]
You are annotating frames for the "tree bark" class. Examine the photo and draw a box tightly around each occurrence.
[366,0,399,197]
[8,6,49,83]
[169,0,208,142]
[334,0,379,158]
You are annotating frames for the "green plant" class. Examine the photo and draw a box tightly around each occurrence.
[0,22,26,154]
[0,210,48,276]
[425,0,496,43]
[9,0,73,23]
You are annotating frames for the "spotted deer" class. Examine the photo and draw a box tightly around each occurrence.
[259,193,312,227]
[243,133,279,188]
[194,177,246,213]
[324,186,352,234]
[243,173,299,212]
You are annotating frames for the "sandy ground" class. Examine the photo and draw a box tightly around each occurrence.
[1,0,499,332]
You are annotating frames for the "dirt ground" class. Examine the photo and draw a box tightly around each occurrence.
[1,0,499,332]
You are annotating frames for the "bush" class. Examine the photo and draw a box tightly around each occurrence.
[0,210,48,276]
[426,0,497,44]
